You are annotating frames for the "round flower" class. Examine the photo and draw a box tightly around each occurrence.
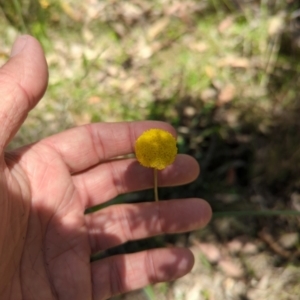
[135,128,177,170]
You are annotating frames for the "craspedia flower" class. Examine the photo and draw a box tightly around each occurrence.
[135,128,177,170]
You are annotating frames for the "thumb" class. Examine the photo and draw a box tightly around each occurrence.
[0,35,48,151]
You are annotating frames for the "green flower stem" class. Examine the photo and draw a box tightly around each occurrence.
[154,168,159,202]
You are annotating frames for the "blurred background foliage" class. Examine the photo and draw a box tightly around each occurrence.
[1,0,300,299]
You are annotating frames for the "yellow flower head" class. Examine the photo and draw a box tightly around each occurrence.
[135,128,177,170]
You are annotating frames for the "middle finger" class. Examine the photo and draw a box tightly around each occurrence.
[73,154,199,208]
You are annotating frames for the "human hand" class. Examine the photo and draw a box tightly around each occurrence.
[0,35,212,300]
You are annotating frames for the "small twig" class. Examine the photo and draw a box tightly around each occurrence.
[258,229,291,259]
[259,229,300,260]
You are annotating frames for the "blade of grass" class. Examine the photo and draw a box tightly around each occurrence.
[213,210,300,218]
[12,0,27,32]
[143,285,155,300]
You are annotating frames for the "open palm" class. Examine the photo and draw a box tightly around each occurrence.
[0,36,211,300]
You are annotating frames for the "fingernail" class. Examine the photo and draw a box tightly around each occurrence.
[10,35,29,57]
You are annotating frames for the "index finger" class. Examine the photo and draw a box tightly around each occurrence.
[40,121,177,173]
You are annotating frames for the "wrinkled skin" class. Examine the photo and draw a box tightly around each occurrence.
[0,35,212,300]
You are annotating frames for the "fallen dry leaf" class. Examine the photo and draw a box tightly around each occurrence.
[204,66,216,78]
[217,56,250,68]
[227,239,243,254]
[147,18,170,41]
[88,96,101,104]
[189,41,208,53]
[218,16,234,33]
[201,87,217,101]
[118,2,143,25]
[278,233,299,249]
[268,13,285,36]
[197,242,221,263]
[60,2,83,22]
[242,242,259,255]
[217,84,236,105]
[218,259,244,278]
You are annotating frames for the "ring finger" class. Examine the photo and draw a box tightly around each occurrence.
[86,198,212,253]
